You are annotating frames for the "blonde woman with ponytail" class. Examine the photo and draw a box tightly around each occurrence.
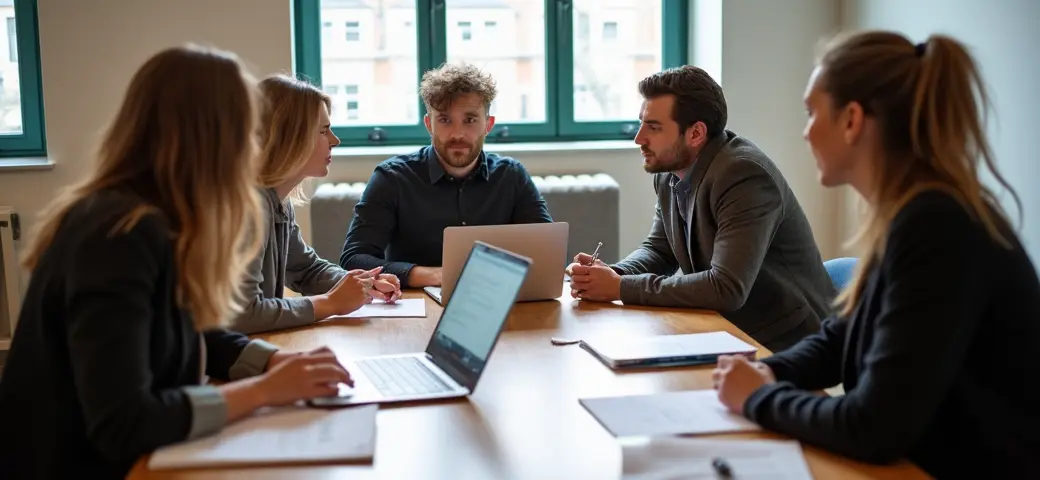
[713,31,1040,476]
[228,74,401,335]
[0,46,354,479]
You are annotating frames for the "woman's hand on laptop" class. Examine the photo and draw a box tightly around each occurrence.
[264,346,335,372]
[254,350,354,407]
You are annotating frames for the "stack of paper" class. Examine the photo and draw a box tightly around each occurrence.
[148,404,378,469]
[579,389,761,437]
[341,298,426,318]
[622,437,815,479]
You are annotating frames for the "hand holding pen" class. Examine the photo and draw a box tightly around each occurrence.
[568,242,604,273]
[574,242,603,295]
[342,266,401,304]
[357,270,401,304]
[567,242,622,302]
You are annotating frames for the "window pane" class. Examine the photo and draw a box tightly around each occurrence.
[572,0,662,122]
[320,0,419,127]
[445,0,546,124]
[0,5,22,135]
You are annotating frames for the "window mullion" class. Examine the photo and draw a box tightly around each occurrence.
[547,0,573,138]
[293,0,322,86]
[662,0,688,68]
[416,0,446,120]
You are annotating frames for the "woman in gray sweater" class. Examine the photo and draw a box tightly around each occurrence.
[229,75,401,335]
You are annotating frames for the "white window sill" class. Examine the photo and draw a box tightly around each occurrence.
[0,157,55,172]
[333,139,638,159]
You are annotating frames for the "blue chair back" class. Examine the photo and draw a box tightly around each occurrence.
[824,257,858,291]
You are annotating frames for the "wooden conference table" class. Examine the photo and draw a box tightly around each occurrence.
[130,286,928,479]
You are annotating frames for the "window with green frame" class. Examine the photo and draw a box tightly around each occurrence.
[294,0,687,147]
[0,0,45,157]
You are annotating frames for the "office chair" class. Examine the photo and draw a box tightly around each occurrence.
[824,257,858,291]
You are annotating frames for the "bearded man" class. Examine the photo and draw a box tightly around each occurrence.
[340,63,552,288]
[566,65,834,352]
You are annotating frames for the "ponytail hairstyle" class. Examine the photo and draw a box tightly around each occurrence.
[256,74,332,206]
[817,31,1022,317]
[22,44,265,331]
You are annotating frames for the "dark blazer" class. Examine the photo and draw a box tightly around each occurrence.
[613,130,835,352]
[747,191,1040,477]
[0,190,278,479]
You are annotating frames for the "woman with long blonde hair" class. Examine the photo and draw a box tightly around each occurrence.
[713,31,1040,476]
[0,46,354,478]
[228,74,400,335]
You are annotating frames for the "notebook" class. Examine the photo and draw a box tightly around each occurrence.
[579,389,761,437]
[579,331,757,369]
[622,437,813,479]
[148,404,377,469]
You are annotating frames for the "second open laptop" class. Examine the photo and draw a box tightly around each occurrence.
[308,241,531,407]
[426,222,568,305]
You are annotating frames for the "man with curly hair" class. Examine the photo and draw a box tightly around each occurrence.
[339,63,552,288]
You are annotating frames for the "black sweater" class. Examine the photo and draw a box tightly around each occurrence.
[746,191,1040,477]
[0,190,277,479]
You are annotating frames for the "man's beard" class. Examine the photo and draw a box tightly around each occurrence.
[642,139,695,174]
[434,135,485,169]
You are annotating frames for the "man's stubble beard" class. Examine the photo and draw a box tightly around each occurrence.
[434,133,486,169]
[643,139,695,174]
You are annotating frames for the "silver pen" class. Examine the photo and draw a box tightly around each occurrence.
[586,241,603,266]
[576,242,603,295]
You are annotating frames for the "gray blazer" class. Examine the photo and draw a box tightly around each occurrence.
[613,130,835,352]
[228,188,346,334]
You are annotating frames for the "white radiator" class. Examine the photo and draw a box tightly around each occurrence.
[0,207,21,351]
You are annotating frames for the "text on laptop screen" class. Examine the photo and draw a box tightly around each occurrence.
[430,245,527,372]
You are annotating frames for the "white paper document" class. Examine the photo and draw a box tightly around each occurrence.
[148,404,378,469]
[342,298,426,318]
[622,437,814,479]
[579,389,761,437]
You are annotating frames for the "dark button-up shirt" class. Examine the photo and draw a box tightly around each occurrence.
[669,160,698,228]
[339,145,553,287]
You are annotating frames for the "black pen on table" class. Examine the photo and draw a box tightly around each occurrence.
[711,456,733,478]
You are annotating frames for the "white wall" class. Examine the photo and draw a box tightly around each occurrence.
[841,0,1040,261]
[0,0,293,290]
[0,0,842,293]
[719,0,842,257]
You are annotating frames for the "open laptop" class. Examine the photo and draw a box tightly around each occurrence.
[425,222,568,305]
[309,241,531,407]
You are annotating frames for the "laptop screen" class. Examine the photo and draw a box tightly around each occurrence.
[426,242,530,390]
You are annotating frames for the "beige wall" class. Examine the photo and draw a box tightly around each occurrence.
[0,0,844,294]
[842,0,1040,262]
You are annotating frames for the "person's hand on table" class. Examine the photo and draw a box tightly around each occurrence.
[712,355,776,415]
[567,252,621,302]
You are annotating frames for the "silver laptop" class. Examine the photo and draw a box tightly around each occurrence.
[429,222,568,305]
[309,241,531,407]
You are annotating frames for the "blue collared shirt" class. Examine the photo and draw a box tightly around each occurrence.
[670,161,698,228]
[339,145,553,287]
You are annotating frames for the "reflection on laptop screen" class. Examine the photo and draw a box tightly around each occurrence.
[429,245,528,375]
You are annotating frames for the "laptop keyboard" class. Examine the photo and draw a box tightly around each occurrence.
[356,356,454,397]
